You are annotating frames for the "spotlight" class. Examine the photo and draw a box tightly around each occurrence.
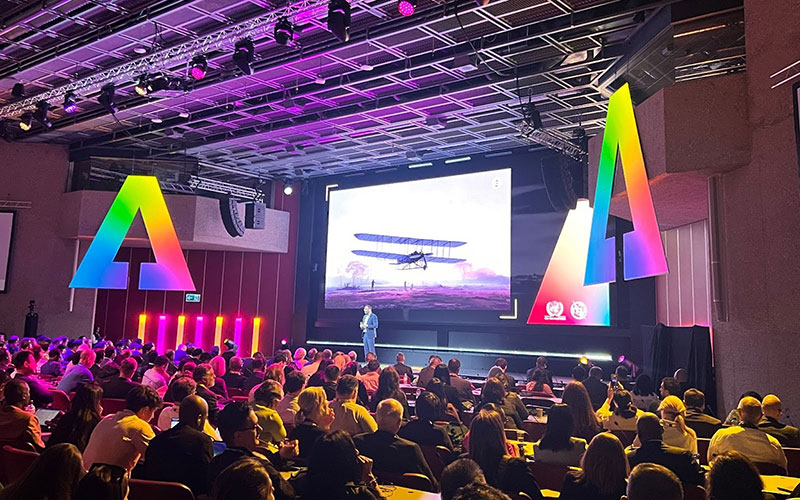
[63,92,78,114]
[190,55,208,80]
[280,338,288,347]
[283,181,294,196]
[327,0,351,43]
[19,113,33,131]
[33,100,52,129]
[398,0,416,16]
[11,83,25,98]
[233,39,255,75]
[578,356,589,366]
[98,83,118,114]
[134,74,149,96]
[147,74,169,93]
[274,18,294,45]
[617,355,640,377]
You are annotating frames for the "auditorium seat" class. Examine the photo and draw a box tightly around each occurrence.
[420,445,452,480]
[231,395,249,403]
[101,398,127,415]
[697,438,710,465]
[128,478,194,500]
[529,462,575,491]
[682,483,706,500]
[754,461,787,476]
[375,471,435,492]
[520,421,546,441]
[0,445,38,486]
[48,388,71,412]
[227,387,245,397]
[785,447,800,477]
[609,430,636,448]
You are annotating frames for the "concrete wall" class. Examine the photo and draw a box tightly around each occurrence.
[0,143,96,337]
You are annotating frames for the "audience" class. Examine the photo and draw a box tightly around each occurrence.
[47,382,103,452]
[487,357,516,388]
[708,396,787,471]
[448,358,476,405]
[244,358,267,391]
[100,356,139,399]
[330,374,378,436]
[159,375,221,440]
[57,349,96,393]
[358,359,381,396]
[683,388,723,438]
[12,350,54,407]
[0,379,45,450]
[705,451,771,500]
[354,399,438,490]
[480,378,523,428]
[440,458,486,500]
[142,355,170,393]
[392,352,414,382]
[559,433,628,500]
[0,443,84,500]
[533,403,587,466]
[527,356,554,387]
[561,381,603,441]
[209,355,230,399]
[398,391,454,450]
[626,413,705,485]
[293,347,308,370]
[194,363,220,426]
[622,463,683,500]
[322,363,340,400]
[290,386,335,459]
[253,379,288,446]
[452,483,512,500]
[82,385,162,471]
[301,351,324,378]
[221,356,247,389]
[571,365,587,383]
[468,408,543,499]
[525,368,555,397]
[369,365,410,417]
[657,395,698,453]
[597,388,643,432]
[74,464,129,500]
[343,361,371,407]
[725,391,763,426]
[213,456,275,500]
[758,394,800,447]
[581,366,608,410]
[40,348,63,377]
[651,377,682,412]
[631,374,659,411]
[416,355,442,387]
[277,370,306,424]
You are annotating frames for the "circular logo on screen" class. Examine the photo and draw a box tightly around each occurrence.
[492,177,503,189]
[545,301,565,321]
[570,301,588,320]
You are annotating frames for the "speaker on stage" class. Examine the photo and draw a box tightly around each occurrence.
[245,202,266,229]
[541,154,584,211]
[219,198,245,237]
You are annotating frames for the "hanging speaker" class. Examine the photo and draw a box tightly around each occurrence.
[245,202,266,229]
[541,154,583,211]
[219,198,245,237]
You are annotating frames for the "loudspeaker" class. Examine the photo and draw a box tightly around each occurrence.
[245,202,266,229]
[219,198,245,237]
[541,154,584,211]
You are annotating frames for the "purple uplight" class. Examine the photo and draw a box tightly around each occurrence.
[398,0,415,16]
[64,102,78,114]
[190,66,206,80]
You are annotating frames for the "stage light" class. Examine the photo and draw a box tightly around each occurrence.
[327,0,351,43]
[190,55,208,79]
[274,18,294,45]
[98,83,118,114]
[398,0,416,16]
[151,117,162,124]
[11,83,24,98]
[618,355,626,363]
[233,39,255,75]
[63,91,78,114]
[283,181,294,196]
[147,74,169,93]
[134,74,149,96]
[280,338,288,347]
[315,76,326,84]
[579,356,589,366]
[18,113,32,131]
[33,100,52,129]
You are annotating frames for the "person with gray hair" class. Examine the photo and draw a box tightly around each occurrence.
[708,396,787,470]
[621,463,682,500]
[758,394,800,447]
[353,399,437,490]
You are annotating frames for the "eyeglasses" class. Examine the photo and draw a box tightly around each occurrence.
[238,423,263,433]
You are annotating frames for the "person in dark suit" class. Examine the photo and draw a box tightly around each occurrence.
[626,413,705,485]
[683,388,722,438]
[353,399,438,490]
[759,394,800,447]
[12,351,53,408]
[447,358,475,406]
[221,356,247,390]
[416,355,441,388]
[398,391,453,450]
[100,358,140,399]
[193,363,219,427]
[581,366,608,411]
[360,305,378,360]
[392,352,414,382]
[144,395,213,496]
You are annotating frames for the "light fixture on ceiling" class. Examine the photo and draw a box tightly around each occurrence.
[328,0,351,43]
[133,46,148,55]
[233,39,255,75]
[11,83,25,98]
[98,83,118,114]
[134,74,150,96]
[63,91,78,114]
[398,0,417,16]
[274,17,294,45]
[190,55,208,80]
[151,117,163,124]
[283,180,294,196]
[360,63,374,71]
[18,113,33,131]
[33,100,52,129]
[315,76,326,84]
[146,74,169,93]
[178,111,190,118]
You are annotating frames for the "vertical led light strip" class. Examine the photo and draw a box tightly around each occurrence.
[138,314,148,342]
[233,318,243,356]
[528,200,610,326]
[69,175,195,291]
[252,317,261,355]
[194,316,204,350]
[176,315,186,349]
[214,316,223,349]
[585,83,668,285]
[156,315,167,354]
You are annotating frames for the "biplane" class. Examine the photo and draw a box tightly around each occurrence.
[351,233,467,270]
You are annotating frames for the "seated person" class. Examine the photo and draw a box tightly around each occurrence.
[708,396,787,471]
[221,356,247,390]
[289,386,335,459]
[157,376,220,440]
[706,451,774,500]
[330,375,378,436]
[683,388,722,438]
[582,366,609,411]
[193,363,220,427]
[100,357,140,399]
[212,456,275,500]
[626,413,705,485]
[398,391,454,450]
[11,350,53,408]
[353,399,438,490]
[74,463,129,500]
[141,355,170,393]
[758,394,800,447]
[597,388,643,432]
[525,368,555,397]
[533,403,587,467]
[560,433,627,500]
[57,349,96,394]
[144,395,213,496]
[357,359,381,396]
[0,379,45,450]
[253,380,287,447]
[47,383,103,452]
[440,458,486,500]
[276,370,306,425]
[622,463,683,500]
[40,348,63,377]
[0,442,84,500]
[81,385,162,472]
[657,396,698,454]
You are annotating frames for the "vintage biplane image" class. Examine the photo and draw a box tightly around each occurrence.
[351,233,467,270]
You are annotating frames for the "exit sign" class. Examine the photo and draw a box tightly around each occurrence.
[185,293,201,303]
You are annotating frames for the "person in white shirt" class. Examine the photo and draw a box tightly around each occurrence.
[142,356,170,394]
[708,396,787,471]
[658,396,697,454]
[157,376,221,440]
[276,371,306,425]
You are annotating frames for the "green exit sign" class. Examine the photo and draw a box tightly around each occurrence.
[185,293,201,303]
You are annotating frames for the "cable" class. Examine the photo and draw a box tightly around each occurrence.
[451,0,513,78]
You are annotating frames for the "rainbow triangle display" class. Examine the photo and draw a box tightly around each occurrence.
[70,175,195,291]
[527,200,610,326]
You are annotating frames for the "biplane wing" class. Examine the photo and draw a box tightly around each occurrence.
[354,233,466,248]
[425,256,466,263]
[352,250,409,261]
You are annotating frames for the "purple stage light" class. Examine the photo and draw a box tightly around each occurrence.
[64,102,78,114]
[190,66,206,79]
[398,0,415,16]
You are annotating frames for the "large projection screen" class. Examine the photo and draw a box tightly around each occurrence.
[0,212,15,292]
[325,169,511,310]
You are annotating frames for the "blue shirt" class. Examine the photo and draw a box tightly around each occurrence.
[57,364,94,393]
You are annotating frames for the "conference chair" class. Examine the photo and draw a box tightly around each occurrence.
[697,438,711,465]
[374,471,435,492]
[231,395,249,403]
[48,388,71,412]
[609,430,636,447]
[529,462,575,491]
[128,478,195,500]
[784,447,800,477]
[682,483,706,500]
[753,461,788,476]
[420,445,452,480]
[520,420,546,441]
[101,398,127,415]
[0,445,38,486]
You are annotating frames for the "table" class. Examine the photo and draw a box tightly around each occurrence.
[377,485,440,499]
[542,489,559,498]
[761,475,800,497]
